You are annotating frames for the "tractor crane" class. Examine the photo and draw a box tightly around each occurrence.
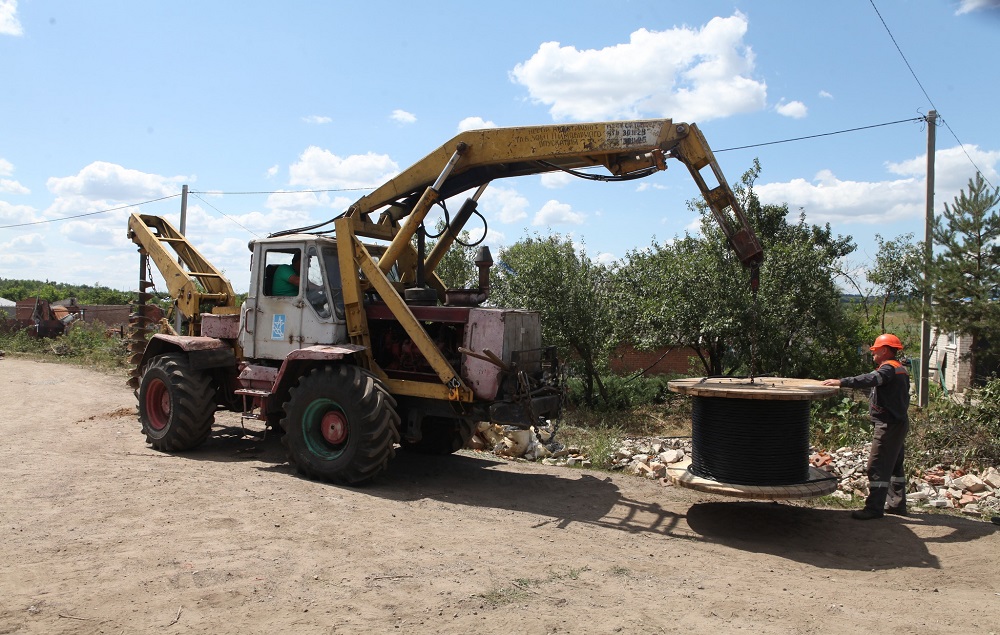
[127,118,762,484]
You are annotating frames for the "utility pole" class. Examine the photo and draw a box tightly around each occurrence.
[179,184,188,236]
[918,111,937,407]
[175,184,189,334]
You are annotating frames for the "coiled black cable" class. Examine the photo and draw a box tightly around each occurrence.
[689,396,811,486]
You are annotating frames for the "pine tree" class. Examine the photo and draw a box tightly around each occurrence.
[930,173,1000,384]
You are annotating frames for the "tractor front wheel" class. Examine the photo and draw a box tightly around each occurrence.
[281,365,400,484]
[137,353,216,451]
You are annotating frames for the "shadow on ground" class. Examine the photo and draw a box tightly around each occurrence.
[170,419,999,572]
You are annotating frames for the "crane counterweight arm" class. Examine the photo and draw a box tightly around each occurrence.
[343,119,763,271]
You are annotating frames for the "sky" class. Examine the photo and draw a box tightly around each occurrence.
[2,0,999,295]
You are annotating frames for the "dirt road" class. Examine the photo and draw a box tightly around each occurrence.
[1,358,998,634]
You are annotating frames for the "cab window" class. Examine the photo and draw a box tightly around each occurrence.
[263,250,301,297]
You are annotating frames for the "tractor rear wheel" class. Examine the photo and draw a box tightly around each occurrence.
[138,353,216,451]
[281,365,400,484]
[400,417,476,455]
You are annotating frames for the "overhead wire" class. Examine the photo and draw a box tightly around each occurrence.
[869,0,994,189]
[190,192,262,239]
[188,186,375,195]
[0,194,181,229]
[715,117,924,152]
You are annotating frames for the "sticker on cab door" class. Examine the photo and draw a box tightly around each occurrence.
[271,314,286,340]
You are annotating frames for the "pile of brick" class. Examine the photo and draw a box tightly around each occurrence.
[810,445,1000,518]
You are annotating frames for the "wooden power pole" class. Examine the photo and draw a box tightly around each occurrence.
[918,111,937,408]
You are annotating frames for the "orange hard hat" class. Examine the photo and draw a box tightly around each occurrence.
[870,333,904,351]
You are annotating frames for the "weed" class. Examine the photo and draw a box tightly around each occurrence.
[477,584,530,608]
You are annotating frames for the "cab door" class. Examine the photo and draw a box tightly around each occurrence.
[245,246,304,361]
[298,245,347,346]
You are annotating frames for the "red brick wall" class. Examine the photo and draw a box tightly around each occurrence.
[609,344,703,376]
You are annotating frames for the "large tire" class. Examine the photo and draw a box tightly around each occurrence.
[137,353,216,451]
[281,365,400,484]
[400,417,475,455]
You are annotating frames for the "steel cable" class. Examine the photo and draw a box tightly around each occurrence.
[689,396,811,486]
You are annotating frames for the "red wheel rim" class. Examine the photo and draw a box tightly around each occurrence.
[321,410,348,445]
[145,378,170,431]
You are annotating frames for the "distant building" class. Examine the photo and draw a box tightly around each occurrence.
[0,297,14,319]
[927,327,974,395]
[609,344,703,376]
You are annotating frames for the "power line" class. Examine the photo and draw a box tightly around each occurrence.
[869,0,993,189]
[190,192,262,239]
[189,186,375,195]
[715,117,924,153]
[0,194,181,230]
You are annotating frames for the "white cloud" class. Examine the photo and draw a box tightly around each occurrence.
[540,172,573,189]
[288,146,399,189]
[886,144,1000,191]
[635,182,668,192]
[266,164,279,178]
[61,219,120,247]
[478,185,529,223]
[0,179,28,194]
[510,13,766,122]
[819,90,833,99]
[956,0,1000,14]
[391,109,417,124]
[595,252,617,266]
[532,199,585,226]
[754,144,1000,225]
[0,157,29,195]
[458,116,497,132]
[684,215,704,234]
[0,0,22,36]
[0,232,43,252]
[0,200,38,226]
[47,162,188,201]
[775,100,808,118]
[302,115,332,125]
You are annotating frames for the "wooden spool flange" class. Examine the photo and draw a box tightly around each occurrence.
[666,377,840,499]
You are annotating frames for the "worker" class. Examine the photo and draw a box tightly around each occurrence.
[272,252,301,296]
[822,333,910,520]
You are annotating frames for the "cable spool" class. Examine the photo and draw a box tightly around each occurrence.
[667,377,840,499]
[691,397,810,485]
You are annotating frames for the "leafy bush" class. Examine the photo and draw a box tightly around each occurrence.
[0,328,50,355]
[811,394,871,449]
[0,322,129,370]
[566,373,684,411]
[909,378,1000,468]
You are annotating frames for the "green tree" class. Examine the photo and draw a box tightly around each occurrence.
[867,233,922,333]
[929,173,1000,384]
[411,219,481,290]
[614,162,862,379]
[490,234,616,407]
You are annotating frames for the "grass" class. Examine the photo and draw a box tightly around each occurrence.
[0,322,131,374]
[477,567,592,608]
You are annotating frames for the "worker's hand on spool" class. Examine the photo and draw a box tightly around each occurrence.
[821,379,842,387]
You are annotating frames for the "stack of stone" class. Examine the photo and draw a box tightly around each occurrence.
[609,437,691,480]
[810,446,1000,517]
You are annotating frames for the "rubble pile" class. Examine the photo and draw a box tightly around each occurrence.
[469,425,1000,519]
[810,446,1000,517]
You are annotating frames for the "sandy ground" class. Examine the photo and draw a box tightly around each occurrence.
[1,357,999,635]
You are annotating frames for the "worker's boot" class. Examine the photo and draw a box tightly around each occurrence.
[884,505,908,516]
[851,508,884,520]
